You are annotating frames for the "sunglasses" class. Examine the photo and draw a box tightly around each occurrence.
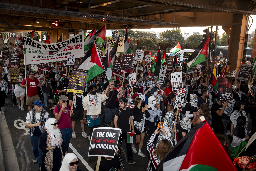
[69,161,79,166]
[62,100,68,103]
[51,122,59,126]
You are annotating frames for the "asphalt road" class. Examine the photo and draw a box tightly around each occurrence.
[1,96,149,171]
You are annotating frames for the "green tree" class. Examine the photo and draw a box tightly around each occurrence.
[248,37,254,48]
[185,34,204,49]
[218,32,229,46]
[159,29,185,47]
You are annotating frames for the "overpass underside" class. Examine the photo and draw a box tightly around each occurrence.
[0,0,255,72]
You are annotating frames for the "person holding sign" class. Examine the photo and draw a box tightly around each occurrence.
[114,97,136,165]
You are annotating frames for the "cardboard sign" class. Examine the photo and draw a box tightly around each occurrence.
[121,54,133,70]
[23,32,84,65]
[135,50,144,62]
[171,72,182,90]
[88,127,121,157]
[67,68,87,94]
[166,56,173,72]
[175,88,187,108]
[159,65,167,84]
[217,77,233,101]
[128,73,136,85]
[112,61,121,75]
[9,55,20,68]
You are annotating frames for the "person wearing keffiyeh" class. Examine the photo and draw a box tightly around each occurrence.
[39,118,68,171]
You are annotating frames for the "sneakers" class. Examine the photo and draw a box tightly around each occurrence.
[72,132,76,139]
[82,132,87,138]
[132,146,137,153]
[138,151,146,157]
[21,108,24,111]
[128,160,136,165]
[32,158,38,163]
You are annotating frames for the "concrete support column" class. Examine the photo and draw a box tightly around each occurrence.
[251,29,256,59]
[227,14,248,72]
[50,30,58,43]
[62,30,69,41]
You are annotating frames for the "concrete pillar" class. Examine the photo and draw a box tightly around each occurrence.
[57,30,62,41]
[227,14,248,72]
[62,30,69,41]
[50,30,58,43]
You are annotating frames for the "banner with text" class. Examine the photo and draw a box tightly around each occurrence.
[88,127,122,158]
[23,32,84,65]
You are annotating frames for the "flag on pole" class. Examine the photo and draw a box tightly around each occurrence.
[251,57,256,78]
[124,28,131,54]
[212,68,218,90]
[230,136,247,160]
[84,28,96,51]
[127,132,136,143]
[95,25,106,44]
[220,63,227,78]
[154,50,162,77]
[156,121,236,171]
[187,35,210,72]
[162,48,167,66]
[28,30,35,38]
[170,42,182,54]
[79,42,104,83]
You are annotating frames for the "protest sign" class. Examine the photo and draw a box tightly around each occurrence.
[217,77,233,101]
[128,73,136,85]
[121,54,133,71]
[9,55,20,68]
[171,72,182,90]
[67,68,87,94]
[135,50,144,62]
[66,54,75,65]
[159,65,167,84]
[9,68,19,84]
[224,99,236,117]
[175,88,187,108]
[88,127,121,157]
[144,55,151,64]
[166,56,173,72]
[23,32,84,65]
[239,64,252,80]
[112,60,121,75]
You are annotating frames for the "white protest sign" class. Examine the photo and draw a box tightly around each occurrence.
[171,72,182,89]
[106,68,112,81]
[145,55,151,64]
[128,73,136,85]
[159,65,167,84]
[135,50,144,62]
[66,54,75,65]
[23,32,84,65]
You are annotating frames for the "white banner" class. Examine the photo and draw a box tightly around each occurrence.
[135,50,144,61]
[23,32,84,65]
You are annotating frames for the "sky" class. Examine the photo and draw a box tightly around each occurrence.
[106,15,256,38]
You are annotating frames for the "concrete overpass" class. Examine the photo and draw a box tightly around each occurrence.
[0,0,255,71]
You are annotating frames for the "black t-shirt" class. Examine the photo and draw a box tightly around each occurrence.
[133,106,143,122]
[211,102,224,133]
[115,108,132,131]
[98,156,120,171]
[105,90,118,109]
[42,79,51,93]
[69,93,83,110]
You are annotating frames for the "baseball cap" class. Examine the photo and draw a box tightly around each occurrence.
[59,95,69,101]
[33,100,44,107]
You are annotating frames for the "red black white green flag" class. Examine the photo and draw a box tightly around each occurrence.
[157,121,236,171]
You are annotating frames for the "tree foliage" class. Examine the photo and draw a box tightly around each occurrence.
[159,29,185,48]
[217,32,229,46]
[185,34,204,49]
[248,37,254,48]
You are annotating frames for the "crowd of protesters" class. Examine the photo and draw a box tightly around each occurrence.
[1,57,256,171]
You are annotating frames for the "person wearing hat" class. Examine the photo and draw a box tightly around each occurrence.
[21,70,42,111]
[25,100,49,169]
[53,95,72,148]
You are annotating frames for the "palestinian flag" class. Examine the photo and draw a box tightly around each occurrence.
[84,28,96,51]
[251,57,256,78]
[28,30,35,38]
[95,25,106,44]
[152,50,161,74]
[124,28,131,54]
[162,48,167,66]
[127,132,136,143]
[230,136,247,160]
[170,42,181,54]
[220,63,227,78]
[157,121,236,171]
[78,42,104,83]
[187,35,210,72]
[212,68,218,90]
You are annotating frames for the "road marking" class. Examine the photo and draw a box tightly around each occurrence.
[69,143,93,171]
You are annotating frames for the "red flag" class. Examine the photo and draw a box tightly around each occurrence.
[46,36,50,44]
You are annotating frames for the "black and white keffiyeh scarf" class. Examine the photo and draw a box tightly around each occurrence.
[88,93,100,110]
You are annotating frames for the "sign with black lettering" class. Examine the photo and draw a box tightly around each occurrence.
[23,32,84,65]
[88,127,122,157]
[135,50,144,61]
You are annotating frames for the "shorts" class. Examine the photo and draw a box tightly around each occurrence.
[104,108,117,123]
[72,110,84,121]
[26,95,40,106]
[15,90,25,97]
[87,115,100,127]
